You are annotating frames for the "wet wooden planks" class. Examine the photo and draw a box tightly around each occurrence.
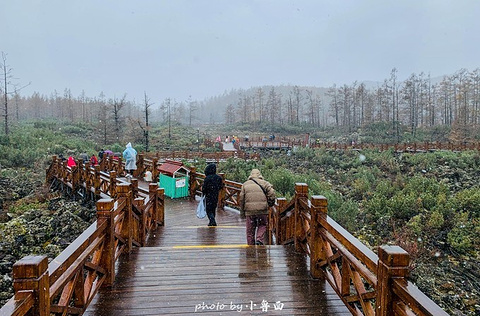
[84,198,351,315]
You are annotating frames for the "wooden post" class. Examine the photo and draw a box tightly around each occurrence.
[275,198,287,244]
[13,256,50,316]
[46,155,57,183]
[131,178,139,198]
[189,167,197,201]
[294,183,308,252]
[71,165,80,198]
[109,171,117,198]
[376,245,410,316]
[117,183,133,253]
[78,158,84,174]
[84,161,91,195]
[134,197,146,245]
[136,154,144,178]
[310,195,327,279]
[219,173,226,210]
[157,188,165,226]
[93,165,101,199]
[149,183,159,228]
[96,198,115,286]
[152,157,159,181]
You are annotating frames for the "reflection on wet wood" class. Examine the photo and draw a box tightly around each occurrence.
[84,198,351,315]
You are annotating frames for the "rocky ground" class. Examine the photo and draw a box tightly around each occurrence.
[0,170,96,306]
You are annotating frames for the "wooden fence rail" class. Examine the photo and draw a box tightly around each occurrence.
[236,139,480,152]
[2,160,165,316]
[3,156,449,316]
[266,182,449,316]
[187,177,448,315]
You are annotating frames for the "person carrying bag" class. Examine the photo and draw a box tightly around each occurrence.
[239,169,276,245]
[201,164,223,226]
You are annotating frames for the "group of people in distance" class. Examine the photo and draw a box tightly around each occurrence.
[201,163,275,246]
[64,153,98,168]
[63,142,138,177]
[64,143,273,245]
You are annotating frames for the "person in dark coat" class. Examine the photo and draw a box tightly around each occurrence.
[202,163,224,226]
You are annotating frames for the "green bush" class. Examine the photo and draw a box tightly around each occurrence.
[427,210,445,229]
[446,211,478,254]
[267,168,295,197]
[330,199,360,231]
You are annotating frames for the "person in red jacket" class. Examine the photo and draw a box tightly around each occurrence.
[67,156,76,168]
[90,154,98,166]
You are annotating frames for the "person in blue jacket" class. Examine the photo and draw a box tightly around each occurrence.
[123,142,137,176]
[202,163,224,226]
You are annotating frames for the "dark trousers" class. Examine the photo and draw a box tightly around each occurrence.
[206,206,216,225]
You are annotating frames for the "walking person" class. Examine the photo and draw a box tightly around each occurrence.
[90,154,98,166]
[67,156,76,168]
[202,163,224,226]
[239,169,275,245]
[123,142,137,176]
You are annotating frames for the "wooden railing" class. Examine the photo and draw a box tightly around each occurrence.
[4,157,449,316]
[143,150,259,163]
[188,168,243,210]
[235,139,480,152]
[2,158,165,316]
[268,182,448,316]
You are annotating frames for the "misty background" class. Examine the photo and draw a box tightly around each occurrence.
[2,1,479,102]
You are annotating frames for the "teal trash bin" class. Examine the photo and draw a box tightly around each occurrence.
[158,160,190,198]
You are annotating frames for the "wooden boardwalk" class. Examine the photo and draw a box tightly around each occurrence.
[84,197,351,315]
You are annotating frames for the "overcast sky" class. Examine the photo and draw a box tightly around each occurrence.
[1,0,479,104]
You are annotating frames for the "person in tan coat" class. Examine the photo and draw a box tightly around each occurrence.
[239,169,275,245]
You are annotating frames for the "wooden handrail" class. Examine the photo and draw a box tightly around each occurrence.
[1,158,165,316]
[268,182,449,316]
[2,156,449,316]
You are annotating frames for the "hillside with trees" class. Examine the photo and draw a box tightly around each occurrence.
[2,66,480,148]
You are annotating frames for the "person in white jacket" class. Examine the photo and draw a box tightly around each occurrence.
[122,142,137,176]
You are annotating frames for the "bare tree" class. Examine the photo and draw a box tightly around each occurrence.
[79,90,87,122]
[471,69,480,125]
[236,94,247,123]
[356,83,367,126]
[255,87,265,122]
[292,86,302,124]
[1,52,29,135]
[389,68,400,139]
[327,85,339,126]
[1,52,10,134]
[224,104,235,124]
[338,84,352,130]
[111,94,126,142]
[137,92,153,151]
[187,96,197,126]
[97,100,109,146]
[163,98,172,139]
[267,87,282,124]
